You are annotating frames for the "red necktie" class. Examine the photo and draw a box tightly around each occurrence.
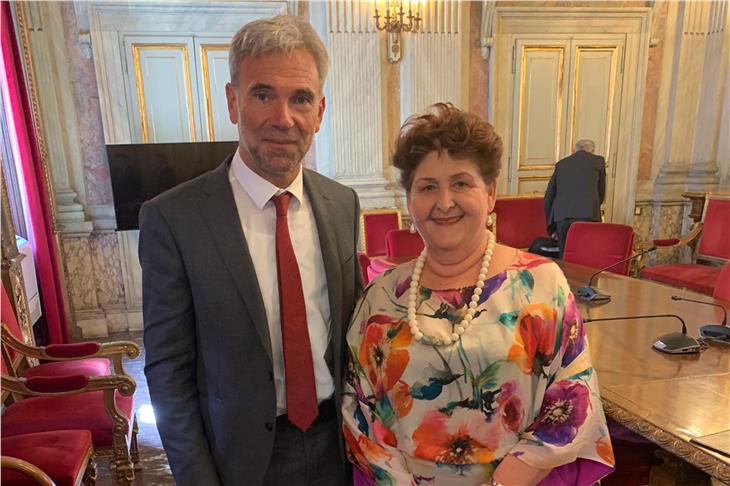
[271,192,318,431]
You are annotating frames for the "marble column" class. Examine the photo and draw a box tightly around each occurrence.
[653,0,729,198]
[17,2,93,236]
[312,1,396,209]
[401,0,467,119]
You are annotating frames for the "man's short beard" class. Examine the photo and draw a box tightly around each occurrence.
[250,146,301,176]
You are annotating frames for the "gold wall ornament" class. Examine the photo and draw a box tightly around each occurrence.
[1,172,36,358]
[12,2,59,232]
[11,2,72,339]
[373,1,422,63]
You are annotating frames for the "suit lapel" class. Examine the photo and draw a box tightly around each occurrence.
[303,171,344,379]
[198,158,273,362]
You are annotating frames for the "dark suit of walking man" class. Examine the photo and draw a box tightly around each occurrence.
[139,15,361,486]
[544,139,606,258]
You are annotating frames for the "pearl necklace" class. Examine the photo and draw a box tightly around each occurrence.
[407,230,495,346]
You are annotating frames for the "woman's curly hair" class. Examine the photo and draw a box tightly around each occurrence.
[393,103,503,191]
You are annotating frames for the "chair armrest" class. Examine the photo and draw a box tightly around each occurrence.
[2,372,136,397]
[652,222,703,249]
[1,456,54,486]
[1,324,140,375]
[44,342,101,358]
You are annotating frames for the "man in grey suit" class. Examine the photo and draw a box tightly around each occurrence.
[544,139,606,258]
[139,15,362,486]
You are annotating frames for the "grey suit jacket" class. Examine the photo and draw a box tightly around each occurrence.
[544,150,606,232]
[139,156,362,485]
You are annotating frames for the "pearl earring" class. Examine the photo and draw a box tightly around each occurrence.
[409,223,416,234]
[487,213,494,227]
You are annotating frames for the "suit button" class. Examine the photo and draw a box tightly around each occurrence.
[265,422,274,431]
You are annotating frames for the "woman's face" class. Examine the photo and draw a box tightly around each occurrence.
[407,150,496,255]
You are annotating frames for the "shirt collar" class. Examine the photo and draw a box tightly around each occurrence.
[231,148,304,210]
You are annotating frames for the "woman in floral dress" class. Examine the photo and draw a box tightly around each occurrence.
[343,104,614,486]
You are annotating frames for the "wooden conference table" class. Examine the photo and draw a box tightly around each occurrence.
[369,256,730,481]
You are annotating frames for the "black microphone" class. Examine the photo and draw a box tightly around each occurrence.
[671,295,729,342]
[584,313,701,354]
[577,246,658,302]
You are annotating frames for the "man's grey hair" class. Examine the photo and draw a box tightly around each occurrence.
[229,14,328,89]
[574,139,596,153]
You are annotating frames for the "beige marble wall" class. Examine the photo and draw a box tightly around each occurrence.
[61,232,139,337]
[632,201,692,267]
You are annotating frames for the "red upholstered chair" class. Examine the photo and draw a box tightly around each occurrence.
[713,262,730,302]
[492,196,549,249]
[2,372,138,484]
[357,251,371,286]
[641,194,730,295]
[563,222,636,275]
[2,430,97,485]
[361,209,401,257]
[1,284,140,381]
[385,229,425,259]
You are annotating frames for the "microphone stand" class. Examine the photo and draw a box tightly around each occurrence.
[671,295,730,342]
[585,313,701,354]
[577,246,657,302]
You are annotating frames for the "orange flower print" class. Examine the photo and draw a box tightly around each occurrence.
[392,380,413,418]
[412,409,501,465]
[508,303,557,376]
[359,315,412,398]
[595,437,615,465]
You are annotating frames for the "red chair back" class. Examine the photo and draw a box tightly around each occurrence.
[563,222,636,275]
[698,196,730,260]
[386,229,425,258]
[362,211,401,257]
[357,252,371,285]
[492,196,549,249]
[713,262,730,302]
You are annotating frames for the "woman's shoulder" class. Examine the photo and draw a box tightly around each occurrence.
[507,251,568,283]
[363,259,417,296]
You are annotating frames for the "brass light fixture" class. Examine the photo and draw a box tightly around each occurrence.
[373,1,422,63]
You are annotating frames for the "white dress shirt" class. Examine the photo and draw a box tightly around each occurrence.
[229,150,333,416]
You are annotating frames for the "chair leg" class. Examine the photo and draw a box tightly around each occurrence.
[83,452,98,485]
[131,414,141,470]
[112,437,135,485]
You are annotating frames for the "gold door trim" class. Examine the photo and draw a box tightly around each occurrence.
[517,45,565,171]
[200,44,230,142]
[132,44,197,143]
[569,46,618,156]
[520,164,555,171]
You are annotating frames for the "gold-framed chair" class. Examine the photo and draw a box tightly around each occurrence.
[2,429,97,485]
[360,208,402,257]
[1,281,139,390]
[2,372,137,484]
[640,193,730,295]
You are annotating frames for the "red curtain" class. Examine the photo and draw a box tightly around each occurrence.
[1,1,69,343]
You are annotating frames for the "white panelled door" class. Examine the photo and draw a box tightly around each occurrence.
[122,35,237,143]
[123,36,203,143]
[505,36,625,221]
[194,38,237,142]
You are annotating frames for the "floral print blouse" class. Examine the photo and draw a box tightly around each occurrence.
[343,252,615,485]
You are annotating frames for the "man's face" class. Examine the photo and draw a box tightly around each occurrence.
[225,48,325,188]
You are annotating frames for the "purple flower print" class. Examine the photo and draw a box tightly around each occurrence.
[395,275,412,298]
[433,288,473,308]
[561,294,586,366]
[527,380,590,446]
[478,273,507,306]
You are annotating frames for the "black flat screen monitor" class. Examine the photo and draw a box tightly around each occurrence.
[108,141,238,230]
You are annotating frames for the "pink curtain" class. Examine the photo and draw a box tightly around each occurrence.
[1,1,69,343]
